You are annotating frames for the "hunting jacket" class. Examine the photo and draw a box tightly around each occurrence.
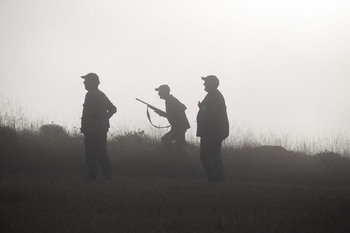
[81,88,117,133]
[196,89,229,140]
[165,95,190,132]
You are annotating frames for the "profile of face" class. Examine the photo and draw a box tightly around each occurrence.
[158,90,169,100]
[83,79,98,91]
[204,81,216,92]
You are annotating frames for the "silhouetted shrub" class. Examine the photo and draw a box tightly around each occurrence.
[39,124,68,138]
[109,130,160,155]
[0,126,18,155]
[1,125,350,186]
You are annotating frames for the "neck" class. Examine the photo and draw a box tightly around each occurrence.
[87,87,98,91]
[163,94,171,100]
[206,88,217,93]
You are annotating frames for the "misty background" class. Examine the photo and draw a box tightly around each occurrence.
[1,0,350,147]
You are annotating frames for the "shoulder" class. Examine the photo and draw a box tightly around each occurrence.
[205,90,226,106]
[86,89,108,101]
[169,95,180,103]
[212,90,225,101]
[168,95,186,107]
[94,89,108,98]
[165,95,175,104]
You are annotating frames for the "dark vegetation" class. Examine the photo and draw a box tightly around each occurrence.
[1,124,350,232]
[2,177,350,233]
[1,125,350,186]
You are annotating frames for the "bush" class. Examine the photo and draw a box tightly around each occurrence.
[0,126,19,155]
[39,124,68,138]
[1,123,350,186]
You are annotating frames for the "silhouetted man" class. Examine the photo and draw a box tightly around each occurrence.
[81,73,117,180]
[197,75,229,182]
[154,84,190,155]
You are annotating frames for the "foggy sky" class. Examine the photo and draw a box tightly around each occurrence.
[1,0,350,142]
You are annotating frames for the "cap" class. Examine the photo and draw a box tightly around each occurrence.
[201,75,219,87]
[81,73,100,84]
[155,84,170,93]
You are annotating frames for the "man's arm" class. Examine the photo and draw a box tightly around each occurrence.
[154,109,167,117]
[107,98,117,119]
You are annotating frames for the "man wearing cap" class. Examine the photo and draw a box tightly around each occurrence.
[81,73,117,180]
[197,75,229,182]
[155,84,190,155]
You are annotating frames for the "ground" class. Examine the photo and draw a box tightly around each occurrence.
[1,175,350,233]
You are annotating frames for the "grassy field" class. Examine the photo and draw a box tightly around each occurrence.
[1,125,350,232]
[1,176,350,233]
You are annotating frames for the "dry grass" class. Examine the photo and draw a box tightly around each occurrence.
[1,126,350,186]
[2,101,350,232]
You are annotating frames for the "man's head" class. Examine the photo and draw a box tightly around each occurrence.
[155,84,170,100]
[202,75,219,92]
[81,73,100,91]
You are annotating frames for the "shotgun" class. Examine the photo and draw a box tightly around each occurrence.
[135,98,166,117]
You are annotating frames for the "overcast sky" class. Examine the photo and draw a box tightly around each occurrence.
[1,0,350,143]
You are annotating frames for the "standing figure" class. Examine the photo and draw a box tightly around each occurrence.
[154,84,190,155]
[81,73,117,180]
[197,75,229,182]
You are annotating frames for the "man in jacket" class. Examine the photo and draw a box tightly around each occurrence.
[197,75,229,182]
[81,73,117,180]
[154,84,190,155]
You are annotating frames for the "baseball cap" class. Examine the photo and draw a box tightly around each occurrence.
[201,75,219,87]
[81,73,100,84]
[155,84,170,92]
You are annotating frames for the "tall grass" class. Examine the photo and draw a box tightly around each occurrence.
[226,122,350,156]
[1,97,350,186]
[1,123,350,186]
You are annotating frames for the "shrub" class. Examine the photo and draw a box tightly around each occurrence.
[0,126,19,155]
[39,124,68,138]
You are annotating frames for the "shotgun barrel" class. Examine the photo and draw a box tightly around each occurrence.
[135,98,166,116]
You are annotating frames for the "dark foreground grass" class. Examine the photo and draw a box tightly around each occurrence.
[1,126,350,232]
[1,175,350,233]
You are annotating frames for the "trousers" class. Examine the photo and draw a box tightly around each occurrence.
[84,131,112,179]
[200,137,225,182]
[161,128,187,155]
